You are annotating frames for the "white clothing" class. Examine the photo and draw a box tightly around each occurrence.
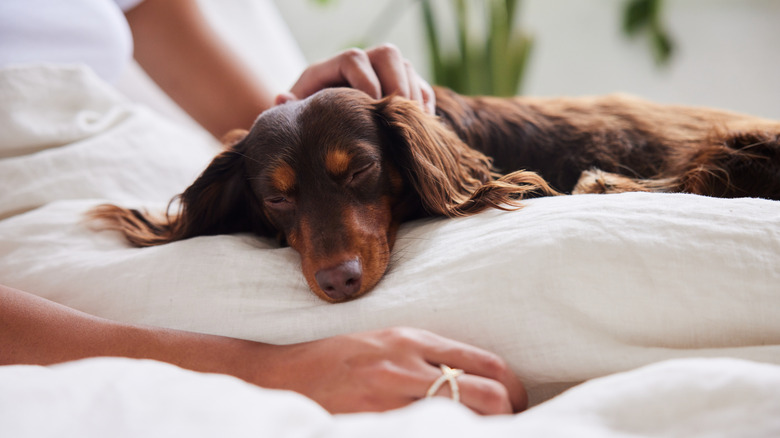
[0,0,143,82]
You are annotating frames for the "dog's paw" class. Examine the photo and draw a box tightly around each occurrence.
[572,169,653,194]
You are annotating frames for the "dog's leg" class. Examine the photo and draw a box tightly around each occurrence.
[572,169,678,195]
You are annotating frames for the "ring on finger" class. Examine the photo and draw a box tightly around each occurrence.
[426,364,465,402]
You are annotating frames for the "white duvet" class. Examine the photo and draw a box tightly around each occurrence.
[2,357,779,437]
[1,65,779,437]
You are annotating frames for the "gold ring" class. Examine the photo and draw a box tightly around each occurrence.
[426,364,465,402]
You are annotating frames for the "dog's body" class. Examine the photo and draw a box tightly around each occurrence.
[434,87,780,197]
[92,87,780,302]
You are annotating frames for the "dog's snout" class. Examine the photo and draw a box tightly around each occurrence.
[315,258,363,301]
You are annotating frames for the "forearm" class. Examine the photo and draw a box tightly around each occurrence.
[0,284,269,384]
[125,0,275,138]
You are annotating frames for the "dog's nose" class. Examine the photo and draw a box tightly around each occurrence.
[315,258,362,301]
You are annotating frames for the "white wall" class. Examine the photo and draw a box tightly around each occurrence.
[272,0,780,119]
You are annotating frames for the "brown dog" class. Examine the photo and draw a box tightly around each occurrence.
[91,87,780,302]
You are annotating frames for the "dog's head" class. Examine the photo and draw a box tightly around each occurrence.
[190,88,500,301]
[94,88,553,302]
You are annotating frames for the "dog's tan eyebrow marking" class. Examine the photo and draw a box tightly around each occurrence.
[270,162,296,193]
[325,149,352,176]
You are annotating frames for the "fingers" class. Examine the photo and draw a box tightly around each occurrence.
[365,44,409,99]
[362,44,436,113]
[405,60,423,107]
[288,49,379,101]
[443,351,527,413]
[275,327,524,415]
[424,370,515,415]
[337,48,383,99]
[405,59,436,115]
[286,44,436,114]
[409,329,529,413]
[354,354,514,415]
[374,327,527,414]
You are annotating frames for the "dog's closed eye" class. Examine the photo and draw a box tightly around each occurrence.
[347,162,377,185]
[264,195,293,209]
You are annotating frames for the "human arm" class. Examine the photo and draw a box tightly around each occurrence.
[125,0,275,138]
[0,283,258,376]
[125,0,434,139]
[0,284,526,414]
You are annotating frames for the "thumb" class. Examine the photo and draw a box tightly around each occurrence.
[274,92,298,106]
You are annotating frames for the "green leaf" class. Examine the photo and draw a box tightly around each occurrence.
[623,0,652,35]
[421,0,446,86]
[421,0,531,96]
[651,27,674,65]
[622,0,674,66]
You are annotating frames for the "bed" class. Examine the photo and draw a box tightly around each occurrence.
[2,2,780,436]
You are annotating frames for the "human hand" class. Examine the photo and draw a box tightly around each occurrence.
[276,44,436,114]
[255,327,527,414]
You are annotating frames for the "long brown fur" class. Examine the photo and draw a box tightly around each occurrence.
[90,87,780,302]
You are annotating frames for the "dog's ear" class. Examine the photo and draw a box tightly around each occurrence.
[220,128,250,148]
[90,130,274,246]
[373,96,492,216]
[174,146,259,238]
[373,96,558,217]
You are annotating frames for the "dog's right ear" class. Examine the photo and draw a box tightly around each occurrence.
[90,129,274,246]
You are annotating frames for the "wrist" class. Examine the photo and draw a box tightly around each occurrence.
[127,324,288,390]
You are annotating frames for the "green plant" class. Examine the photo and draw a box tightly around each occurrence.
[308,0,673,94]
[309,0,531,96]
[622,0,674,65]
[421,0,533,96]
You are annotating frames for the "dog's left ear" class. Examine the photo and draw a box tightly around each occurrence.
[373,96,494,216]
[373,96,561,217]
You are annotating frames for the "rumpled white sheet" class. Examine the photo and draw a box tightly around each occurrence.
[1,65,780,435]
[1,357,779,437]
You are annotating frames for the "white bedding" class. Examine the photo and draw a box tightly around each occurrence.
[1,65,780,436]
[2,357,779,437]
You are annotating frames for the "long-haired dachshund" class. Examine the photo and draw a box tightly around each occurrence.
[91,87,780,302]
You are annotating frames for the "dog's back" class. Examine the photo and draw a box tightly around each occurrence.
[434,87,780,199]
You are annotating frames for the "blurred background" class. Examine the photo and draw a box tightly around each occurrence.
[269,0,780,119]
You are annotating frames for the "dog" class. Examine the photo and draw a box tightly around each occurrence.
[91,86,780,302]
